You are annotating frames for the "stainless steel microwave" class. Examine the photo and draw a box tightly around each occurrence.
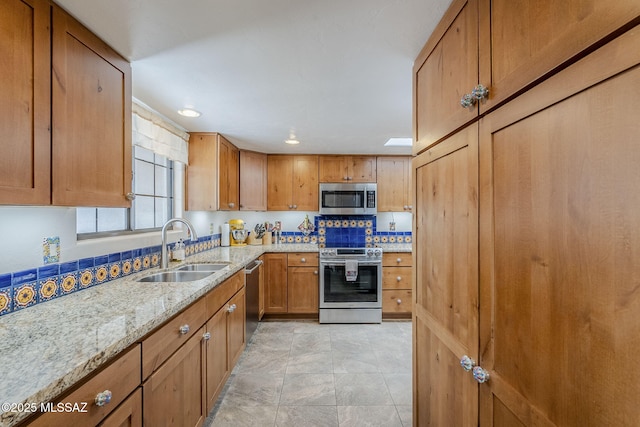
[319,183,377,215]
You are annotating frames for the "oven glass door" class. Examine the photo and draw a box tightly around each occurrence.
[320,261,381,308]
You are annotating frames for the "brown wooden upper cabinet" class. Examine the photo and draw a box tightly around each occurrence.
[239,150,267,211]
[186,133,239,211]
[376,156,412,212]
[0,0,132,207]
[267,155,318,211]
[318,155,377,182]
[413,0,640,155]
[0,0,51,205]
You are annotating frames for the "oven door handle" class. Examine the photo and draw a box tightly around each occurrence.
[319,261,381,266]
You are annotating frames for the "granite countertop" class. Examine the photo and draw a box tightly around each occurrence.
[0,242,410,426]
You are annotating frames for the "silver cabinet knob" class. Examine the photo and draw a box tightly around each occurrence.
[227,303,237,313]
[203,332,211,341]
[403,205,408,210]
[408,205,413,210]
[460,355,475,372]
[397,276,402,282]
[95,390,112,407]
[228,202,235,208]
[293,204,297,209]
[125,192,136,201]
[460,84,489,109]
[289,205,293,209]
[179,324,190,335]
[397,258,402,263]
[473,366,490,383]
[396,299,402,304]
[314,270,318,275]
[300,257,306,263]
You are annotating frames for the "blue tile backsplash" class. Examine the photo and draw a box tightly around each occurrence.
[0,215,410,317]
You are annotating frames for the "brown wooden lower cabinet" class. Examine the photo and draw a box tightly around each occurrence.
[204,305,228,413]
[382,253,412,318]
[98,388,142,427]
[264,252,319,316]
[25,344,141,427]
[143,327,207,427]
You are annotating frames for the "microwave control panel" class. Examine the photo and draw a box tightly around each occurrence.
[366,190,376,208]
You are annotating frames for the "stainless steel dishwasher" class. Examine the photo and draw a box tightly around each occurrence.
[244,258,263,343]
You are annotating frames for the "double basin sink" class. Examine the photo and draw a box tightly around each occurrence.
[138,263,229,283]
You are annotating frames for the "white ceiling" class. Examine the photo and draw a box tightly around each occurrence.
[54,0,451,155]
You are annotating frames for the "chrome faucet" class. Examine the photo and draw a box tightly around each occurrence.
[161,218,198,269]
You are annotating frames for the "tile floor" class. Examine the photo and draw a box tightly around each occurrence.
[204,320,412,427]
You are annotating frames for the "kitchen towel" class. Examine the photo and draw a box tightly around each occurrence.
[345,260,358,282]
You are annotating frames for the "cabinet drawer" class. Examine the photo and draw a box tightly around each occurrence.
[383,267,412,289]
[142,297,206,379]
[382,289,412,314]
[288,253,318,267]
[382,253,412,267]
[206,270,244,318]
[28,344,141,427]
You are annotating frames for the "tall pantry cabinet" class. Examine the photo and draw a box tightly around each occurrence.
[412,0,640,425]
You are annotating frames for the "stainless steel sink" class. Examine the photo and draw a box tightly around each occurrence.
[175,263,228,272]
[138,270,214,283]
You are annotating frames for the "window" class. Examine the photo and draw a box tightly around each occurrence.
[76,146,173,236]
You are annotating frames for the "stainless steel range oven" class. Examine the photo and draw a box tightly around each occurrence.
[319,247,383,323]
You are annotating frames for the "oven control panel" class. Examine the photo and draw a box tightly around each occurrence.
[320,247,383,260]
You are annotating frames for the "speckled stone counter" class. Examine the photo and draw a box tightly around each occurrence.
[0,244,318,427]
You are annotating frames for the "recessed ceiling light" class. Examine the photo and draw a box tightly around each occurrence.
[384,137,412,147]
[177,108,201,118]
[284,131,300,145]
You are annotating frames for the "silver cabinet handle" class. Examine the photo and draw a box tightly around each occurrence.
[203,332,211,341]
[179,324,190,335]
[227,303,237,313]
[473,366,490,383]
[460,355,475,372]
[95,390,112,407]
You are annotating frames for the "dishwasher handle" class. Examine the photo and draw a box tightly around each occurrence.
[244,259,263,274]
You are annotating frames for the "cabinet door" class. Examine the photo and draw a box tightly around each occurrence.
[414,123,479,426]
[186,133,217,211]
[218,136,239,211]
[240,150,267,211]
[98,388,142,427]
[319,156,348,182]
[143,328,206,427]
[0,0,50,205]
[478,30,640,426]
[377,157,412,212]
[292,155,318,211]
[227,287,246,368]
[267,155,293,210]
[413,0,478,154]
[478,0,640,113]
[349,156,377,182]
[287,267,319,314]
[204,307,228,413]
[263,253,288,313]
[258,255,265,320]
[51,5,132,207]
